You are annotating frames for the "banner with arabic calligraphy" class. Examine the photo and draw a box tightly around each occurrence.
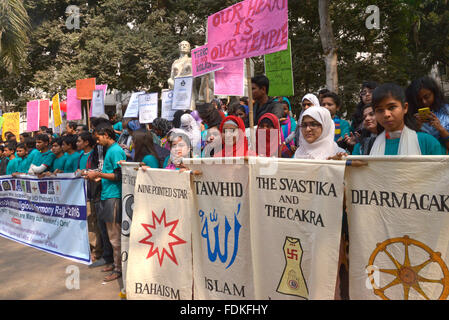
[346,156,449,300]
[188,158,255,300]
[249,158,346,300]
[126,168,193,300]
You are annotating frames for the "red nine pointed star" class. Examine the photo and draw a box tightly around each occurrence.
[139,209,186,267]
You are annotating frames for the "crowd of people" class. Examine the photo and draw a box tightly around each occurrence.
[0,74,447,287]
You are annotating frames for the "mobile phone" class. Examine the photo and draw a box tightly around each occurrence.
[418,107,431,119]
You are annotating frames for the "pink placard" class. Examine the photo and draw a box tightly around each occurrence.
[89,84,108,117]
[39,100,50,128]
[67,88,82,121]
[27,100,40,132]
[207,0,288,62]
[191,45,223,77]
[214,59,244,96]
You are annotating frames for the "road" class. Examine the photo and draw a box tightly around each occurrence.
[0,236,122,300]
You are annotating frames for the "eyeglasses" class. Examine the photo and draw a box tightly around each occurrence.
[299,122,322,129]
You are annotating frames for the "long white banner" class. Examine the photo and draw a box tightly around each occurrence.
[0,174,90,264]
[346,156,449,300]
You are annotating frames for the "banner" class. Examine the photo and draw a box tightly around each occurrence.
[127,169,193,300]
[161,90,176,121]
[249,158,345,299]
[123,92,145,118]
[91,89,105,118]
[52,94,62,128]
[207,0,288,62]
[264,39,294,96]
[67,88,82,121]
[346,156,449,300]
[192,44,223,77]
[187,158,255,299]
[172,77,193,110]
[76,78,96,100]
[138,93,158,124]
[2,112,20,140]
[27,100,40,132]
[0,175,90,264]
[39,100,50,128]
[214,59,245,96]
[121,162,140,297]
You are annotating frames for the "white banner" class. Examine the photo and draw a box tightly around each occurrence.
[127,169,193,300]
[138,93,158,124]
[188,158,255,300]
[249,158,346,300]
[161,90,176,121]
[121,163,139,296]
[172,77,193,110]
[346,156,449,300]
[0,175,90,264]
[91,89,105,117]
[123,92,145,118]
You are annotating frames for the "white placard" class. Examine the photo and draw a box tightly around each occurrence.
[91,89,105,117]
[138,93,158,124]
[124,92,145,118]
[161,90,176,121]
[172,77,193,110]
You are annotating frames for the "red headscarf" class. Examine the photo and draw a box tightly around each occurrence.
[256,113,281,157]
[216,115,250,157]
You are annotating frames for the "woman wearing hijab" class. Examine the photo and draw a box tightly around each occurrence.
[294,106,346,160]
[256,113,281,157]
[215,115,255,158]
[284,94,321,150]
[180,113,202,157]
[163,128,192,170]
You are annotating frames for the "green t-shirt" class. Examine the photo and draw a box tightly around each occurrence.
[78,150,93,170]
[17,156,29,173]
[142,155,159,169]
[6,157,21,175]
[63,151,81,173]
[51,154,67,172]
[32,149,56,170]
[353,132,446,156]
[101,143,126,200]
[114,122,123,141]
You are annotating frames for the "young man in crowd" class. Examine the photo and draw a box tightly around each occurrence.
[85,126,126,282]
[50,138,67,173]
[12,143,28,175]
[28,134,56,175]
[62,134,81,173]
[20,137,39,174]
[66,122,78,135]
[251,75,284,125]
[4,142,19,175]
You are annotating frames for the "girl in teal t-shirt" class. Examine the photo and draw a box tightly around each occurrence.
[132,130,160,169]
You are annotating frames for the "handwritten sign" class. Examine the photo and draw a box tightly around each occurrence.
[138,93,158,124]
[191,44,223,77]
[2,112,20,140]
[214,59,245,96]
[27,100,40,132]
[264,39,294,96]
[39,100,50,128]
[207,0,289,62]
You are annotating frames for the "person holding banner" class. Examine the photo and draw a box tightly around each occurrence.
[361,83,445,156]
[294,107,346,160]
[19,138,39,174]
[85,126,126,282]
[12,143,28,175]
[28,134,56,175]
[62,135,81,173]
[256,113,281,158]
[50,138,67,173]
[215,115,256,157]
[164,129,192,170]
[5,142,20,175]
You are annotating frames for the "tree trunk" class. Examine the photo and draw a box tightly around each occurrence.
[318,0,339,94]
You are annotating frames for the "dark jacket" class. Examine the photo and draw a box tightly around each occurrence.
[253,97,284,125]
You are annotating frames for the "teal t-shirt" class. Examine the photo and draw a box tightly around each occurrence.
[101,143,126,200]
[142,155,159,169]
[114,122,123,141]
[17,156,29,173]
[32,149,56,170]
[353,132,446,155]
[51,154,67,172]
[6,157,21,175]
[78,150,93,170]
[63,152,81,173]
[21,148,39,173]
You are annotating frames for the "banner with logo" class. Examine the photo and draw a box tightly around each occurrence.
[0,175,90,264]
[187,158,255,300]
[121,163,139,296]
[346,156,449,300]
[161,90,176,121]
[127,169,193,300]
[249,158,345,300]
[172,76,193,110]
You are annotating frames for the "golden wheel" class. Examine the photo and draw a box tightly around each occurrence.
[367,235,449,300]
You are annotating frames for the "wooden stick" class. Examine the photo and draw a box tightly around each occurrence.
[206,74,210,103]
[246,58,255,148]
[86,100,91,130]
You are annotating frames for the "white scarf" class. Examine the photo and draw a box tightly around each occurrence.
[294,107,340,160]
[369,126,422,155]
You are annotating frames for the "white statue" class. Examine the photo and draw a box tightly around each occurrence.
[168,40,197,109]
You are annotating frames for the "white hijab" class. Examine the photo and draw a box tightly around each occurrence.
[180,113,202,154]
[302,93,321,108]
[369,126,421,155]
[294,106,340,160]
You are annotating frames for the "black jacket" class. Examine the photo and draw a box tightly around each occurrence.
[253,97,284,125]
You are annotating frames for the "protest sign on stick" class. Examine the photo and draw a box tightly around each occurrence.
[214,59,245,97]
[27,100,40,132]
[207,0,289,62]
[264,39,294,96]
[39,100,50,128]
[52,94,62,128]
[123,92,145,118]
[138,93,159,124]
[192,44,223,78]
[172,77,194,110]
[161,90,176,121]
[91,89,105,118]
[67,88,82,121]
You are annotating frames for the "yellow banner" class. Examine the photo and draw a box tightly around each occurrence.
[2,112,20,140]
[52,93,62,128]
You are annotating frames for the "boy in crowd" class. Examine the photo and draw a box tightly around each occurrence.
[77,132,95,171]
[50,138,67,173]
[28,134,56,175]
[19,137,39,173]
[12,143,28,175]
[66,122,78,135]
[5,142,19,175]
[62,134,80,173]
[85,126,126,282]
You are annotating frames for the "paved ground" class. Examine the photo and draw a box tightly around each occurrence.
[0,236,122,300]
